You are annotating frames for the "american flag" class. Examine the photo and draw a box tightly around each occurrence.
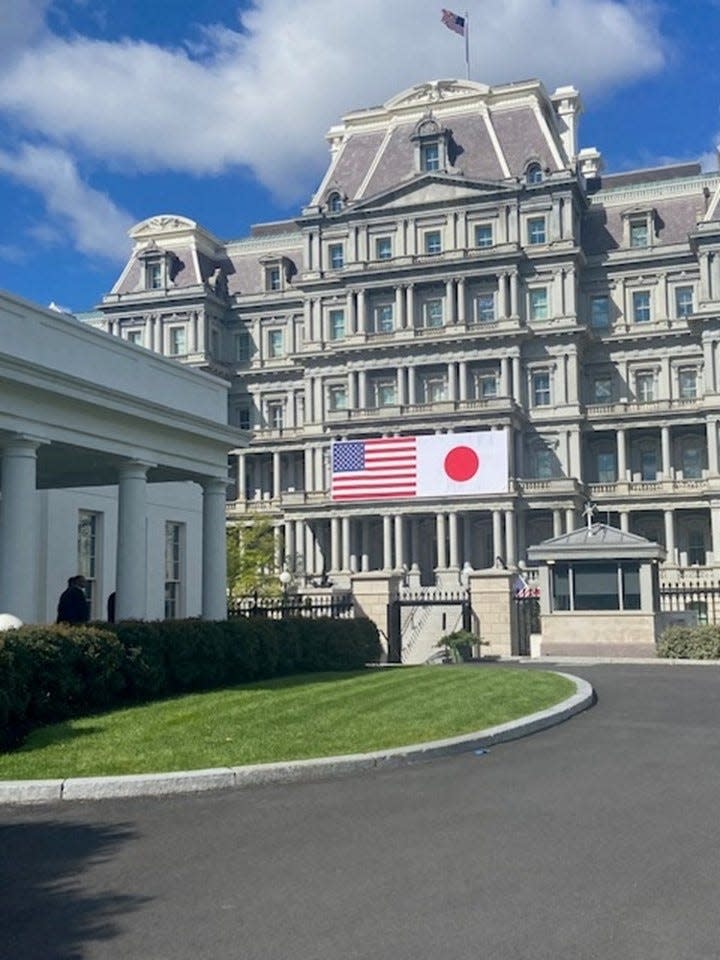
[331,436,417,501]
[441,8,465,36]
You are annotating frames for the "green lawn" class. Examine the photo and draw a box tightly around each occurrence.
[0,667,574,779]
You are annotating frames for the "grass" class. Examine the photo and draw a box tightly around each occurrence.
[0,667,574,779]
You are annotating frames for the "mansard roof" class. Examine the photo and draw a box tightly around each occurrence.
[311,78,572,209]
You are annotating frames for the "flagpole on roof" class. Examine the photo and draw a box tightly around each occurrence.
[465,11,470,80]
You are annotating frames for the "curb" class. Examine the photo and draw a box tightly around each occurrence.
[0,672,593,805]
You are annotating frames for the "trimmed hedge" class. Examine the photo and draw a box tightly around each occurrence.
[0,616,381,750]
[657,625,720,660]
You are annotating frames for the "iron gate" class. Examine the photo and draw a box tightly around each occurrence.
[387,590,471,663]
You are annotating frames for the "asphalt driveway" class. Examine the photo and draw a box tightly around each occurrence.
[2,663,720,960]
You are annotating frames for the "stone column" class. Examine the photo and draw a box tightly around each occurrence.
[408,366,416,405]
[512,355,521,403]
[661,425,672,480]
[707,419,719,475]
[201,478,228,620]
[457,277,466,323]
[468,570,518,658]
[116,461,150,621]
[504,510,516,567]
[284,520,294,567]
[448,512,459,568]
[406,284,415,328]
[510,270,519,317]
[492,509,503,563]
[360,518,370,572]
[330,516,340,572]
[448,362,457,401]
[664,509,676,564]
[348,290,357,334]
[436,513,447,569]
[383,515,393,570]
[342,515,351,572]
[565,507,576,533]
[358,370,367,409]
[617,429,627,481]
[395,286,404,329]
[295,519,306,574]
[458,360,468,402]
[499,272,509,318]
[553,509,563,537]
[272,451,281,500]
[620,510,630,533]
[0,438,41,623]
[445,278,455,322]
[357,289,366,334]
[394,515,405,570]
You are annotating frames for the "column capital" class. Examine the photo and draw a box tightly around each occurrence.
[118,459,154,480]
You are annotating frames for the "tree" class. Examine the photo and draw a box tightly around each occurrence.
[226,518,281,598]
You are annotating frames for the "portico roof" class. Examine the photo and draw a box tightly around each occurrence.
[527,523,666,562]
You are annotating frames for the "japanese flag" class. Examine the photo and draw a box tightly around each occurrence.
[415,430,508,498]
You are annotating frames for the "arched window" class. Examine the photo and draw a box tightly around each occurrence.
[526,162,543,184]
[328,192,343,213]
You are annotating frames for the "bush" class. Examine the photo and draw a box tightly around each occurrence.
[0,615,382,750]
[657,625,720,660]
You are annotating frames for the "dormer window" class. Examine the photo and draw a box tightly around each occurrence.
[328,192,344,213]
[526,162,543,184]
[411,114,452,174]
[260,255,294,292]
[622,207,658,249]
[137,242,179,291]
[266,266,281,291]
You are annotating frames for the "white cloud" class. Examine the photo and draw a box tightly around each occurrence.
[0,144,133,261]
[0,0,666,201]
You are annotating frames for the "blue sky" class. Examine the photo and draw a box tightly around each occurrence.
[1,0,719,312]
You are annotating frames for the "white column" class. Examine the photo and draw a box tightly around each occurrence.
[436,513,447,569]
[492,510,503,563]
[448,362,457,401]
[565,507,576,532]
[620,510,630,533]
[708,419,719,475]
[617,429,627,481]
[664,509,676,564]
[272,451,281,500]
[201,478,228,620]
[295,519,306,573]
[510,271,519,317]
[395,286,404,329]
[445,279,455,322]
[458,360,468,402]
[512,355,521,402]
[305,522,315,577]
[553,509,563,537]
[237,453,246,501]
[406,284,415,328]
[330,517,340,572]
[116,461,149,621]
[499,272,509,318]
[408,366,416,405]
[358,370,367,409]
[661,426,672,480]
[0,438,40,622]
[394,515,405,570]
[457,277,466,324]
[383,515,393,570]
[342,515,351,572]
[357,289,366,333]
[360,519,370,572]
[448,512,459,568]
[504,510,516,566]
[348,290,357,334]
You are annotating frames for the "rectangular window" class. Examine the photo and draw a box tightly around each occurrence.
[533,448,553,479]
[552,564,571,611]
[375,237,392,260]
[168,326,187,356]
[146,262,163,289]
[421,142,439,171]
[475,224,493,248]
[77,511,99,618]
[476,373,498,399]
[329,243,344,269]
[126,329,143,345]
[597,452,616,483]
[328,309,346,340]
[373,380,397,407]
[267,401,284,430]
[622,564,641,610]
[688,530,706,565]
[629,220,648,248]
[675,286,694,318]
[592,376,613,403]
[574,562,620,611]
[529,288,548,321]
[682,443,703,479]
[635,371,655,402]
[328,385,348,411]
[590,295,610,329]
[235,332,250,362]
[527,217,546,245]
[164,521,183,620]
[424,230,442,255]
[423,299,443,328]
[268,330,284,358]
[474,293,495,323]
[372,303,394,333]
[422,376,447,404]
[532,370,551,406]
[632,290,651,323]
[235,406,250,430]
[640,449,657,481]
[266,266,281,291]
[678,368,698,399]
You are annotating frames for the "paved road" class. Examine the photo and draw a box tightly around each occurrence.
[3,663,720,960]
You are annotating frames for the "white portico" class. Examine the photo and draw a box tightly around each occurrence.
[0,291,241,624]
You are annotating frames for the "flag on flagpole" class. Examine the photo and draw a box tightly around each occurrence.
[441,8,466,36]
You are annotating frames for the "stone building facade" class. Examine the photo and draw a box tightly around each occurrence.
[86,77,720,589]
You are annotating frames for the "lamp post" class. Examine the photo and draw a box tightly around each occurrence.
[279,568,292,617]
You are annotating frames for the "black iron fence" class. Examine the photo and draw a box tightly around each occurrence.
[659,580,720,625]
[228,593,354,620]
[514,596,541,656]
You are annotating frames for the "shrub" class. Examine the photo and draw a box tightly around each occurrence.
[0,615,382,750]
[657,625,720,660]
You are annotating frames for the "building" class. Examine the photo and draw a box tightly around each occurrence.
[87,77,720,591]
[1,291,238,624]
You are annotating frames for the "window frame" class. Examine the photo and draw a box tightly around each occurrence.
[164,521,184,620]
[423,230,443,255]
[328,242,345,269]
[474,223,494,248]
[528,287,549,321]
[375,236,393,260]
[590,295,610,329]
[474,292,496,324]
[675,285,694,319]
[632,289,652,324]
[527,216,546,246]
[531,369,551,407]
[267,329,284,359]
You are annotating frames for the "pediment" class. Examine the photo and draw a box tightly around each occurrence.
[130,215,198,239]
[355,174,512,212]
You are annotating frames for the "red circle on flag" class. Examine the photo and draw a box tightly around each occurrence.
[444,445,479,482]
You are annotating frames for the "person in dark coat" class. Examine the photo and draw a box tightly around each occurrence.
[56,575,90,625]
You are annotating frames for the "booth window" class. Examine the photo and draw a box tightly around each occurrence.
[552,561,641,611]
